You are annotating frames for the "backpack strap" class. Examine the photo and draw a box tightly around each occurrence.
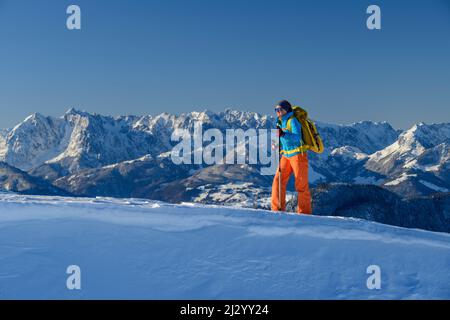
[286,115,295,132]
[285,115,306,150]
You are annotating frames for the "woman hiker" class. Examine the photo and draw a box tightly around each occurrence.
[271,100,312,214]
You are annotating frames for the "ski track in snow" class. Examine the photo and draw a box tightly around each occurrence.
[0,193,450,299]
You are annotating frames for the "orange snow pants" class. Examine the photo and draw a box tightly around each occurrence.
[271,153,312,214]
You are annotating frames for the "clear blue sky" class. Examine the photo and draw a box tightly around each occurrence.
[0,0,449,129]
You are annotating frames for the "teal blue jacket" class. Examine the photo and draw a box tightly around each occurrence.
[278,112,304,158]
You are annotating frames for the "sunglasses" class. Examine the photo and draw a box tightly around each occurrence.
[274,108,284,112]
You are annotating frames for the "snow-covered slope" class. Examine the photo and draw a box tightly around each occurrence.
[0,193,449,299]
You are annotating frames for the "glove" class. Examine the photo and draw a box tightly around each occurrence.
[277,128,285,137]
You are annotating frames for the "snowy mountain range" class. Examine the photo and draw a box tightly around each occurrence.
[0,162,71,197]
[0,108,449,209]
[366,123,450,197]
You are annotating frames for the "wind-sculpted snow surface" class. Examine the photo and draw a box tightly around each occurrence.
[0,193,449,299]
